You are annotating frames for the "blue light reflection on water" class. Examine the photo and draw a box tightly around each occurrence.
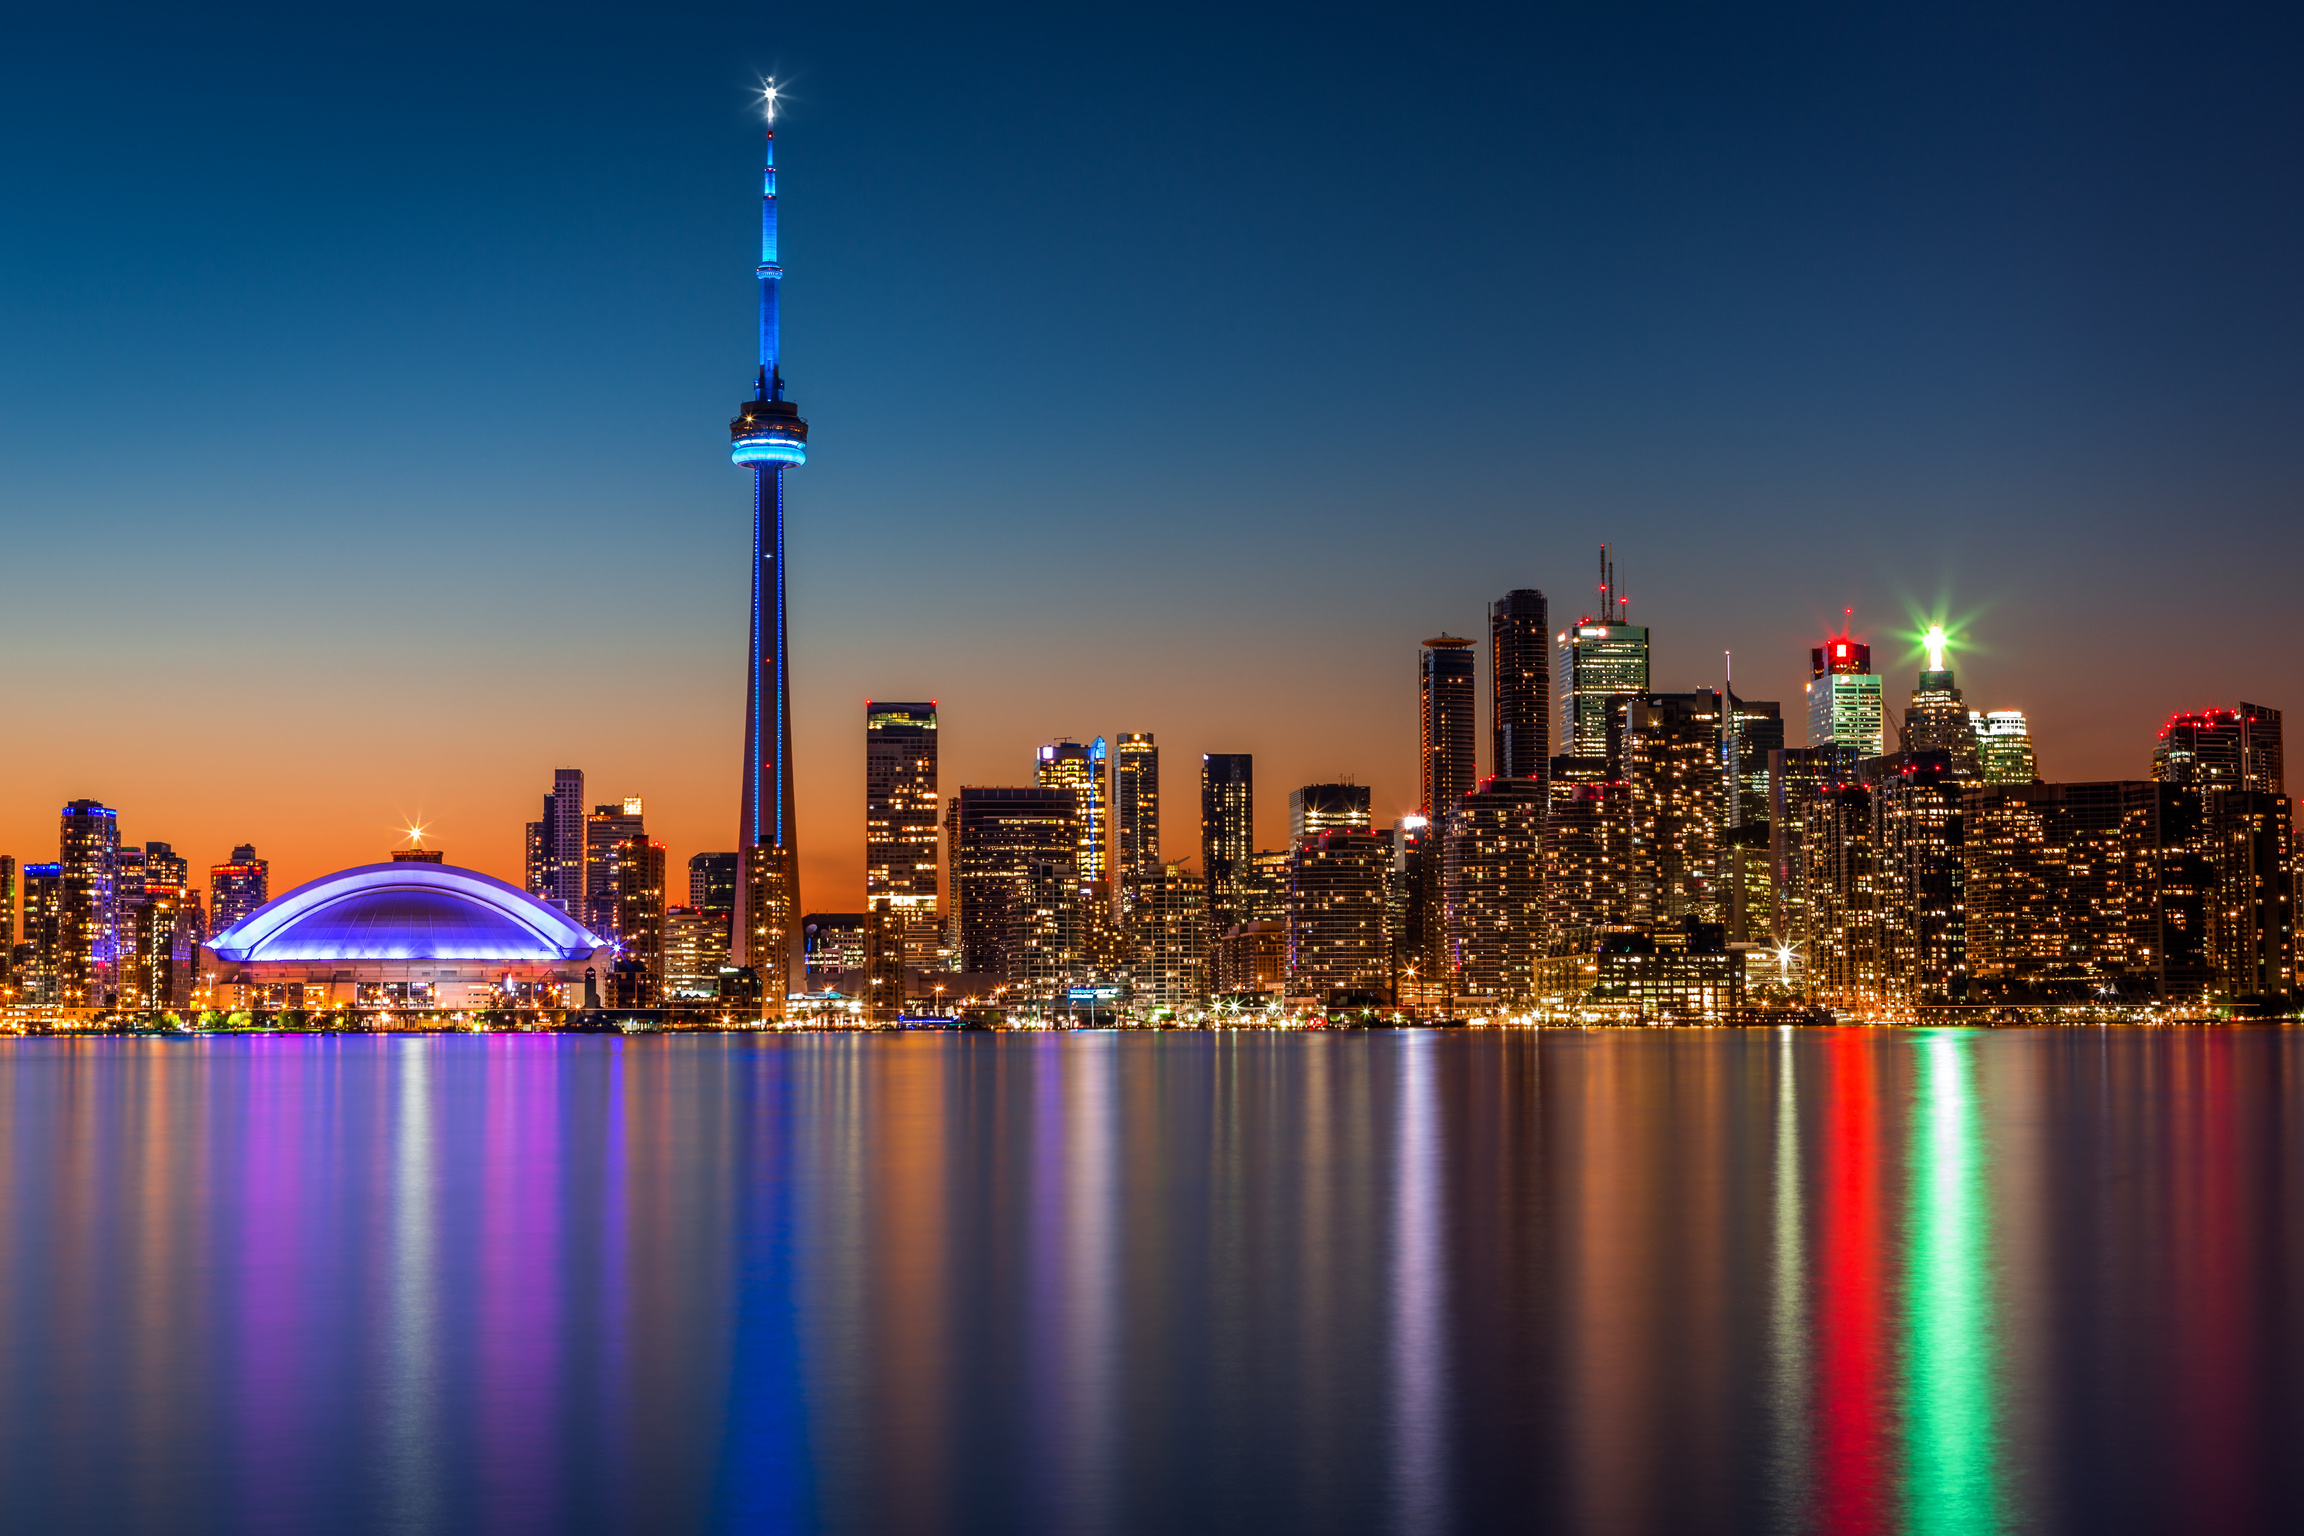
[0,1030,2301,1535]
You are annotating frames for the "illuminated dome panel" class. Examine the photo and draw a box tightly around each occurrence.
[209,864,602,965]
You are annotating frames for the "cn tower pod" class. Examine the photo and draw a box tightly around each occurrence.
[732,395,807,467]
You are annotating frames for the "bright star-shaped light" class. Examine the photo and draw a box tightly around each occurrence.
[1924,624,1949,672]
[405,822,428,847]
[758,78,781,122]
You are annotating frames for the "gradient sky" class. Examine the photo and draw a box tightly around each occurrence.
[4,1,2302,914]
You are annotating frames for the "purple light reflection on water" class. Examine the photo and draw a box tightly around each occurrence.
[0,1031,2301,1535]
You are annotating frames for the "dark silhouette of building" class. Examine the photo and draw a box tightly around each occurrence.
[1201,754,1253,936]
[1490,589,1550,783]
[58,800,120,1008]
[2153,705,2282,796]
[1289,783,1372,840]
[1420,635,1478,817]
[952,787,1079,983]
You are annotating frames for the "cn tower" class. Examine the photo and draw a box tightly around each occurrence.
[728,81,808,996]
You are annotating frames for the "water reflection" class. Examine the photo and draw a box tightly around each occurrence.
[0,1030,2300,1534]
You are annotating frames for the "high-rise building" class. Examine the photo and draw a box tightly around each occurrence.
[57,801,121,1009]
[1289,783,1373,840]
[20,864,62,1005]
[1801,781,1877,1009]
[1900,628,1981,779]
[1286,829,1391,1000]
[952,787,1079,983]
[1442,777,1548,1002]
[2200,789,2294,1005]
[686,851,739,981]
[0,856,14,991]
[1113,734,1160,890]
[802,913,868,989]
[1035,739,1109,888]
[1725,694,1785,829]
[1768,747,1836,946]
[727,85,810,996]
[1869,752,1968,1007]
[1543,756,1633,943]
[663,907,720,1001]
[612,837,668,1005]
[1807,635,1885,772]
[1971,712,2038,784]
[209,845,269,936]
[1388,815,1442,1010]
[126,887,200,1013]
[1420,636,1478,817]
[1128,862,1207,1013]
[585,799,646,942]
[1491,589,1550,782]
[862,900,906,1022]
[525,768,588,919]
[1243,849,1291,923]
[1556,550,1649,757]
[865,702,942,961]
[140,843,189,900]
[1201,754,1254,934]
[2153,705,2283,795]
[1617,691,1727,926]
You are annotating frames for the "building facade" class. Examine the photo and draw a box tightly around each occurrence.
[1491,589,1550,782]
[952,786,1079,985]
[865,702,941,962]
[1420,636,1478,816]
[1443,777,1548,1001]
[1807,637,1885,773]
[58,800,120,1009]
[1972,712,2038,783]
[1113,733,1160,889]
[1289,783,1372,840]
[210,845,269,936]
[1286,829,1391,999]
[1037,739,1109,889]
[1201,754,1254,936]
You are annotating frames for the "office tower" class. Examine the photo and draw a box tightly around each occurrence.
[1491,589,1550,782]
[115,845,148,949]
[57,801,120,1009]
[1807,635,1885,771]
[1244,849,1292,923]
[1442,778,1548,1001]
[1128,862,1207,1012]
[1899,628,1981,778]
[2153,704,2283,795]
[727,86,810,994]
[0,855,12,990]
[612,837,668,1004]
[1201,754,1253,934]
[685,851,739,979]
[1800,782,1877,1008]
[126,887,199,1013]
[663,907,719,1000]
[865,702,942,961]
[1768,747,1836,946]
[2203,789,2295,1004]
[1420,635,1478,816]
[585,799,646,941]
[862,900,906,1023]
[1289,783,1373,840]
[1725,695,1784,828]
[525,768,588,919]
[1036,739,1109,887]
[1868,753,1967,1007]
[1113,734,1160,889]
[952,786,1079,983]
[1722,694,1783,943]
[1618,691,1726,925]
[1970,712,2038,784]
[210,845,269,935]
[1556,549,1650,757]
[140,843,189,899]
[1543,755,1633,941]
[1388,815,1442,1010]
[1286,829,1391,1000]
[21,864,62,1005]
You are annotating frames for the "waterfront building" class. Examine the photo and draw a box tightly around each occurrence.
[524,768,588,919]
[140,843,190,900]
[727,86,810,995]
[1037,739,1109,887]
[1113,734,1160,889]
[1286,829,1390,1000]
[1211,920,1287,997]
[1972,712,2038,783]
[2153,705,2283,795]
[1801,782,1878,1009]
[613,837,668,1005]
[663,906,721,1000]
[2203,789,2295,1005]
[584,799,645,942]
[20,864,62,1005]
[1531,923,1745,1023]
[1201,754,1253,934]
[1768,748,1835,944]
[1389,815,1444,1011]
[0,855,12,991]
[865,702,942,962]
[1243,848,1291,923]
[802,913,868,990]
[1900,628,1982,779]
[1807,636,1885,773]
[209,845,269,935]
[1128,862,1207,1012]
[862,900,906,1023]
[1442,777,1548,1002]
[1542,756,1633,943]
[1490,589,1550,782]
[1420,636,1478,815]
[1556,551,1649,757]
[58,800,120,1009]
[1869,752,1968,1007]
[1617,691,1726,925]
[204,863,610,1011]
[952,787,1079,982]
[125,887,200,1013]
[1725,694,1784,828]
[1289,783,1373,840]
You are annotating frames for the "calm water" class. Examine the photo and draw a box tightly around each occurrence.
[1,1030,2299,1535]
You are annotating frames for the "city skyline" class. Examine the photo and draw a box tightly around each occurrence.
[7,4,2304,911]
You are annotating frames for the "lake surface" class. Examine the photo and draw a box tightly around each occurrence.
[0,1029,2298,1534]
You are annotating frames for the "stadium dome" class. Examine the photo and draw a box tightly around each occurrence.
[210,863,603,963]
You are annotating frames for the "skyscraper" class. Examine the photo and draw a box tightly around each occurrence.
[585,799,646,942]
[1036,739,1109,887]
[728,83,809,996]
[866,702,942,961]
[1286,829,1391,1000]
[1971,712,2039,784]
[1128,862,1207,1013]
[20,864,62,1005]
[612,837,668,1006]
[209,845,269,935]
[0,855,14,992]
[952,786,1079,983]
[2153,705,2283,795]
[1556,548,1650,757]
[1618,692,1727,925]
[1490,589,1550,782]
[1442,777,1548,1001]
[1289,783,1373,840]
[57,800,120,1008]
[525,768,588,920]
[1807,635,1884,771]
[1420,635,1478,817]
[1899,627,1981,779]
[1113,734,1160,889]
[1201,754,1253,934]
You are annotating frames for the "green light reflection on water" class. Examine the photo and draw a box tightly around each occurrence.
[1903,1030,2004,1535]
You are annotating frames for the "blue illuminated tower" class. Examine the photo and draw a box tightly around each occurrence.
[729,84,809,991]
